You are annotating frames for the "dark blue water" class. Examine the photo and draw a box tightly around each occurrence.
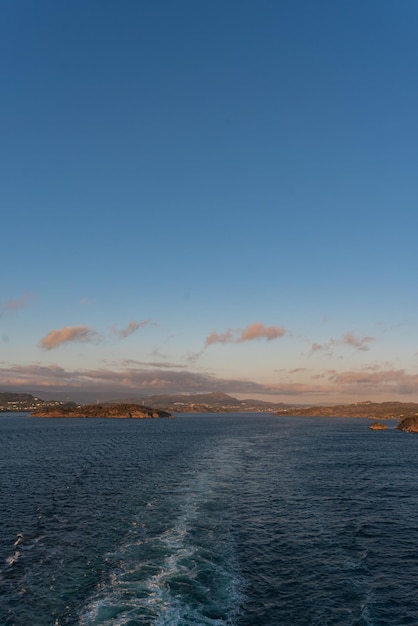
[1,413,418,625]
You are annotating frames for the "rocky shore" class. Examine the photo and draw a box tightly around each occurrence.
[396,416,418,433]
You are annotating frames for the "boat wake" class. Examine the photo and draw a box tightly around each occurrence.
[79,442,245,625]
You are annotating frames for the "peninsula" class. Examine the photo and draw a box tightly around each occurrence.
[31,403,174,419]
[275,401,418,421]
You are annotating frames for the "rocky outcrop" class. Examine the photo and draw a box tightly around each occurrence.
[31,403,173,419]
[396,416,418,433]
[369,421,388,430]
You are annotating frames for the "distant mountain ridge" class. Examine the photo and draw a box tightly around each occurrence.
[0,391,304,414]
[101,392,300,413]
[4,391,417,419]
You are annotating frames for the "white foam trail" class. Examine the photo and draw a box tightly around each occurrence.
[6,551,20,566]
[79,442,245,625]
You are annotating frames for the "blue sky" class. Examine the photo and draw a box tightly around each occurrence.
[2,0,418,403]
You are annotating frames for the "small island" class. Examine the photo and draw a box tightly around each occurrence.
[396,415,418,433]
[31,403,174,419]
[369,421,388,430]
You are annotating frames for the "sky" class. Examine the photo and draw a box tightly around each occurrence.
[1,0,418,404]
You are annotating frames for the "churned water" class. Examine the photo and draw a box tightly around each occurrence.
[1,412,418,625]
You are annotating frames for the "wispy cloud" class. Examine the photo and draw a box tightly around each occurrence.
[119,358,185,369]
[310,332,375,354]
[310,340,336,354]
[206,322,287,346]
[342,332,375,351]
[112,320,151,339]
[0,293,31,317]
[205,330,234,346]
[40,326,100,350]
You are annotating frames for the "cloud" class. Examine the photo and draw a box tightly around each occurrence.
[311,342,331,353]
[321,366,418,395]
[112,320,151,339]
[310,332,375,354]
[268,366,418,397]
[238,322,286,342]
[40,326,99,350]
[0,362,279,396]
[119,358,185,369]
[205,330,234,346]
[40,319,154,350]
[206,323,287,346]
[0,293,31,317]
[331,368,409,386]
[342,332,375,351]
[3,360,418,402]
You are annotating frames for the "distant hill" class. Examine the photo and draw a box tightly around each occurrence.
[0,392,73,412]
[0,390,302,414]
[0,392,37,403]
[101,392,302,413]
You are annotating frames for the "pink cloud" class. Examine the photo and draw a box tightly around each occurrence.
[205,330,234,346]
[206,323,287,346]
[310,332,375,354]
[238,323,286,342]
[40,326,99,350]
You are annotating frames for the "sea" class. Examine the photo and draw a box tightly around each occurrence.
[1,412,418,626]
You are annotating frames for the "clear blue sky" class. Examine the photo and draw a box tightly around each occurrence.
[2,0,418,403]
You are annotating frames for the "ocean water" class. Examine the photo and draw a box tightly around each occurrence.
[1,413,418,626]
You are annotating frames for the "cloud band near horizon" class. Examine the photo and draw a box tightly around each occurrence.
[2,362,416,399]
